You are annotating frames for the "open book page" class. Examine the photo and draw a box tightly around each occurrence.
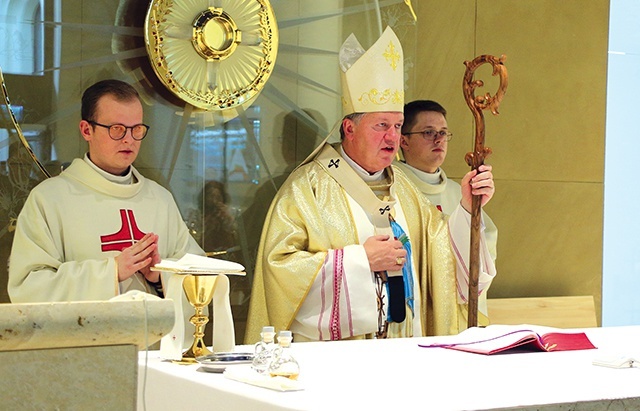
[152,253,245,275]
[419,324,596,355]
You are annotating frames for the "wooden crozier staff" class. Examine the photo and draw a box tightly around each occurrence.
[462,54,508,328]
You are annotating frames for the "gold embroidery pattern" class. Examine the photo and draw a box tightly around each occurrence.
[383,41,400,71]
[392,90,403,105]
[357,88,404,106]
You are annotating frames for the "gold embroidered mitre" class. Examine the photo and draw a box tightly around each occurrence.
[339,26,404,116]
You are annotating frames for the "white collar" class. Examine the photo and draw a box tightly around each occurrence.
[338,145,386,182]
[84,153,134,185]
[400,162,443,185]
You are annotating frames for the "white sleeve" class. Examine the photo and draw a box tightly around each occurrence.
[447,204,497,305]
[291,244,379,340]
[7,189,121,303]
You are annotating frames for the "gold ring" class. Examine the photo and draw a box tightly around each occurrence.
[396,257,403,265]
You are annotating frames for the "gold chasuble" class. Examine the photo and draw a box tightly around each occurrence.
[245,142,467,344]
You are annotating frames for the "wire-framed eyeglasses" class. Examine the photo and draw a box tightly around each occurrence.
[88,121,150,141]
[403,129,453,142]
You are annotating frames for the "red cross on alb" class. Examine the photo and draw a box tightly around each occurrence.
[100,209,146,252]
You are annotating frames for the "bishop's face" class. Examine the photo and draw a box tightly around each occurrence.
[79,95,144,175]
[342,111,404,174]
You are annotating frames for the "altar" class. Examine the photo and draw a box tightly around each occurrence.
[0,299,174,410]
[137,325,640,410]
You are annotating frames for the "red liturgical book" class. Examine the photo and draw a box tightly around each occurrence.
[418,325,597,355]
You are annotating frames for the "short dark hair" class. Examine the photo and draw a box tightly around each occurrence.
[339,112,366,140]
[402,100,447,135]
[81,79,140,122]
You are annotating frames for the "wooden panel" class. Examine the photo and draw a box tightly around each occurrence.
[486,180,603,324]
[487,296,597,329]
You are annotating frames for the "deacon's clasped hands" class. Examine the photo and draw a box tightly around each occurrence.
[115,232,162,282]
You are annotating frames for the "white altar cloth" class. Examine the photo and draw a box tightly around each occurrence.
[137,325,640,410]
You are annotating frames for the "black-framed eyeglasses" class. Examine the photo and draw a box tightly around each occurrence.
[88,121,150,141]
[403,129,453,142]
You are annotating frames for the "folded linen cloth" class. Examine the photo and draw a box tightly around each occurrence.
[223,365,304,391]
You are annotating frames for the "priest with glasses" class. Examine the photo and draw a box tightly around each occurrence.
[9,79,203,303]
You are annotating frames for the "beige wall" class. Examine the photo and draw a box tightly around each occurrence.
[411,0,609,323]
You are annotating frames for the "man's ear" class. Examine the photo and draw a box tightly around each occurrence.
[79,120,92,142]
[342,118,355,140]
[400,134,410,149]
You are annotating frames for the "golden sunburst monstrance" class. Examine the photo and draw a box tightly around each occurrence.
[144,0,278,116]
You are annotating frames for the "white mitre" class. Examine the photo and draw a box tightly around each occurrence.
[339,26,404,116]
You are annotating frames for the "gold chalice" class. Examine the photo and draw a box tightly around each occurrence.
[180,274,219,363]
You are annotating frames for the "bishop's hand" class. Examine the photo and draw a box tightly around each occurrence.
[363,234,407,272]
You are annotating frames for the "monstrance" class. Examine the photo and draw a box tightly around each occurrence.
[144,0,278,121]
